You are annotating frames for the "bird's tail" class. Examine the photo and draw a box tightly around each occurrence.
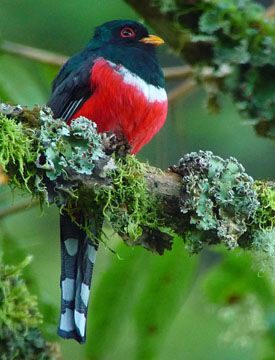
[58,211,98,344]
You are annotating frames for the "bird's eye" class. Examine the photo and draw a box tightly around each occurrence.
[121,27,135,38]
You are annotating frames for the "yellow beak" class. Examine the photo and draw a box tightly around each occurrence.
[139,34,165,46]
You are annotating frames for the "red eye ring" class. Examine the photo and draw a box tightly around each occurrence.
[121,27,135,38]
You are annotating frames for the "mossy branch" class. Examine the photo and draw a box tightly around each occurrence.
[124,0,275,140]
[0,102,274,259]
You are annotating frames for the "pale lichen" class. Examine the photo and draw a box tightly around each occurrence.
[35,113,114,206]
[0,104,273,257]
[176,150,259,252]
[37,115,105,181]
[153,0,275,137]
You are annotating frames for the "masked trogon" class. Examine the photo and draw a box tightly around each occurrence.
[47,19,168,344]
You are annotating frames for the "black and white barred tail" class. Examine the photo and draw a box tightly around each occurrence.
[58,212,98,344]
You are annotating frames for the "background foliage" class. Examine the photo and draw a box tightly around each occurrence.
[0,0,275,359]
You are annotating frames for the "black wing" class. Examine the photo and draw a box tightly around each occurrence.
[47,55,96,122]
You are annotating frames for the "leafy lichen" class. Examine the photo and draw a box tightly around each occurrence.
[35,112,115,206]
[156,0,275,138]
[177,151,259,252]
[0,105,273,257]
[37,115,105,181]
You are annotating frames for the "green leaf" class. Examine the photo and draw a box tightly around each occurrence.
[204,248,274,307]
[133,238,198,360]
[0,55,49,106]
[86,239,198,360]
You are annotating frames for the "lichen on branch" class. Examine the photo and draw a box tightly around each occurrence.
[0,102,274,259]
[173,151,259,252]
[125,0,275,139]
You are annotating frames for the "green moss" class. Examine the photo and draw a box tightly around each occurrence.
[0,114,39,191]
[96,154,162,241]
[0,256,57,359]
[62,154,166,254]
[251,182,275,276]
[253,181,275,231]
[246,182,275,277]
[0,255,41,332]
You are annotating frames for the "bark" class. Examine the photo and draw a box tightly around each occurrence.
[1,102,273,257]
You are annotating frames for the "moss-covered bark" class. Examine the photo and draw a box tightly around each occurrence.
[0,102,274,258]
[0,102,275,355]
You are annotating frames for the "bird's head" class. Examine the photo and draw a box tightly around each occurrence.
[84,20,165,87]
[91,20,164,50]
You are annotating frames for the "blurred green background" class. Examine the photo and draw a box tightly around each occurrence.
[0,1,275,359]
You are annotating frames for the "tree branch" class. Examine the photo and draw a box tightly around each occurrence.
[1,40,192,81]
[167,79,197,105]
[1,40,68,67]
[0,102,274,257]
[163,65,192,80]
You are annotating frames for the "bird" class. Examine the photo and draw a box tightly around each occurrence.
[47,19,168,344]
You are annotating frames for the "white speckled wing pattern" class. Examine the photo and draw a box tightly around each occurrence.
[58,212,98,344]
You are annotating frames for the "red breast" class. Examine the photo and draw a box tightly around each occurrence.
[70,58,168,154]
